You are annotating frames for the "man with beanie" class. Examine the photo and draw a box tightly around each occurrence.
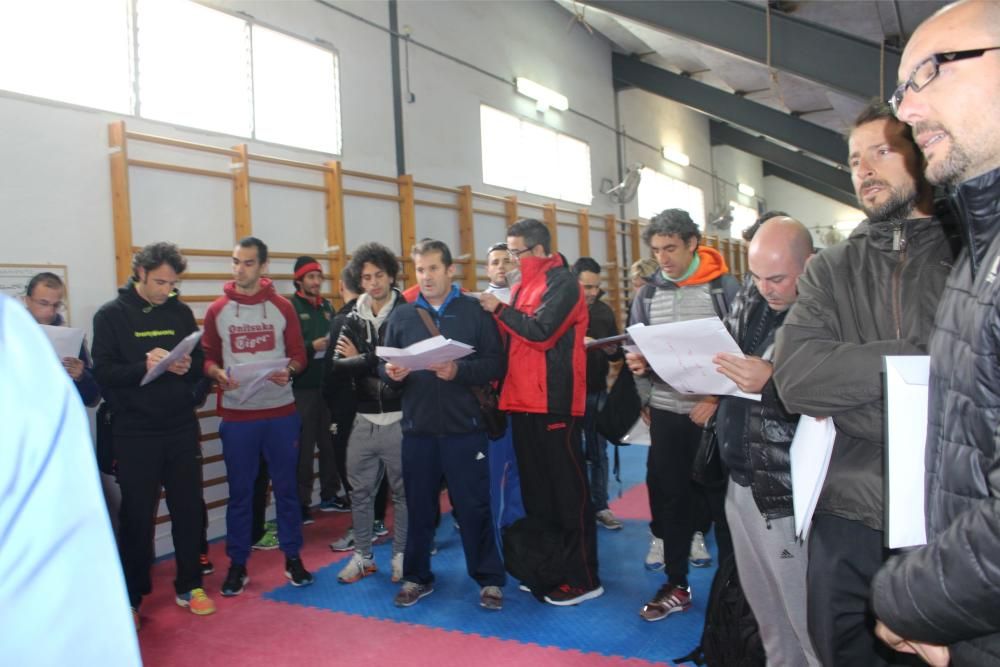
[290,256,341,523]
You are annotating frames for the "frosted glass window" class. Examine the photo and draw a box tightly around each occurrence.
[252,26,341,154]
[729,200,759,239]
[638,167,706,227]
[481,104,592,205]
[137,0,252,137]
[0,0,132,113]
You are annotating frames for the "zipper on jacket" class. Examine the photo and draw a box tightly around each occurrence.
[890,222,908,340]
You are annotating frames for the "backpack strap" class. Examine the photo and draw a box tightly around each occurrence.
[708,276,732,320]
[416,307,440,337]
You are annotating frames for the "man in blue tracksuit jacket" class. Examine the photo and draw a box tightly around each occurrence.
[382,239,507,610]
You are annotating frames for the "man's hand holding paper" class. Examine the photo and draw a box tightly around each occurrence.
[713,353,773,394]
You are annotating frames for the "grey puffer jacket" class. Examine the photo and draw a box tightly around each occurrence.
[773,212,958,530]
[873,167,1000,666]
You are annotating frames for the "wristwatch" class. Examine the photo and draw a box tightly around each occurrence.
[286,365,296,377]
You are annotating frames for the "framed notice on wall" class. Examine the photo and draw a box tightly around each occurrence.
[0,263,71,324]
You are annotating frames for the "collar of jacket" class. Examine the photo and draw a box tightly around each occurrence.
[949,165,1000,276]
[517,254,564,283]
[294,290,325,309]
[416,283,461,317]
[850,215,941,253]
[224,277,276,305]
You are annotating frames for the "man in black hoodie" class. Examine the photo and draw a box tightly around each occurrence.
[92,242,215,627]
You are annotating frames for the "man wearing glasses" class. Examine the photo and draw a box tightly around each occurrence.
[479,219,600,606]
[24,272,100,407]
[772,98,959,666]
[872,2,1000,665]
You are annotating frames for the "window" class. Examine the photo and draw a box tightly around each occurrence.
[480,105,592,205]
[137,0,253,137]
[728,200,759,239]
[0,0,341,154]
[637,167,706,227]
[0,0,132,113]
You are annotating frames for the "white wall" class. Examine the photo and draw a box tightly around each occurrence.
[711,145,764,227]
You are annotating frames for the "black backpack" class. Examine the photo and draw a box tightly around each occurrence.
[676,554,765,667]
[596,364,641,443]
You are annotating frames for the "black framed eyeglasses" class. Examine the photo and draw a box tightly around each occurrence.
[509,244,536,258]
[889,46,1000,115]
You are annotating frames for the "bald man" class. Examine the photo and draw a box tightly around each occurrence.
[871,2,1000,665]
[773,97,960,667]
[710,217,819,666]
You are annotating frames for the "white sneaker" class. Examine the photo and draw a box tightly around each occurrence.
[689,531,712,568]
[329,528,355,552]
[391,552,404,582]
[596,509,623,530]
[337,552,376,584]
[645,536,665,571]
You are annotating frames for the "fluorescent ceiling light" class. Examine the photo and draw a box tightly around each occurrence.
[738,183,756,198]
[515,77,568,112]
[662,147,690,166]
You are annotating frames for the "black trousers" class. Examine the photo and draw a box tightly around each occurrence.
[647,407,705,587]
[115,426,203,607]
[808,514,923,667]
[511,412,599,591]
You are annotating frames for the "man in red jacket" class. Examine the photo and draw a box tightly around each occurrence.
[479,218,600,606]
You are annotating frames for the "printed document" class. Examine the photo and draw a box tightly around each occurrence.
[625,318,761,400]
[228,357,291,403]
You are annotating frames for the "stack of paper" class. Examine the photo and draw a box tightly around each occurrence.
[790,415,836,541]
[229,357,291,403]
[377,335,474,370]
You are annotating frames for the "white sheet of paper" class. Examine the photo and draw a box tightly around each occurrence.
[625,319,761,400]
[228,357,290,403]
[377,335,474,371]
[40,324,85,361]
[790,415,836,541]
[139,330,203,387]
[885,356,929,548]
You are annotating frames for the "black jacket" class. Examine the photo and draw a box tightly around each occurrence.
[773,212,958,530]
[584,296,620,394]
[717,281,798,519]
[381,286,504,435]
[873,168,1000,665]
[322,298,357,423]
[325,291,402,415]
[91,282,204,436]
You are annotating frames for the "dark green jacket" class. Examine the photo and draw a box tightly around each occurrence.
[291,292,333,390]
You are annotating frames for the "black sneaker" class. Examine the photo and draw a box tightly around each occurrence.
[199,553,214,576]
[319,496,351,512]
[221,564,249,597]
[302,507,315,525]
[285,557,315,587]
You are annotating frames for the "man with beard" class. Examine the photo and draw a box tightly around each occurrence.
[289,256,339,524]
[773,100,959,666]
[871,2,1000,664]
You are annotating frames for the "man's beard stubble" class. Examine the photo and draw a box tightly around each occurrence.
[860,181,920,222]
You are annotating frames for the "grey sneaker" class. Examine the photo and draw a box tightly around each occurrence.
[337,552,376,584]
[645,536,665,571]
[689,531,712,568]
[596,509,623,530]
[394,581,434,607]
[480,585,503,611]
[329,528,355,552]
